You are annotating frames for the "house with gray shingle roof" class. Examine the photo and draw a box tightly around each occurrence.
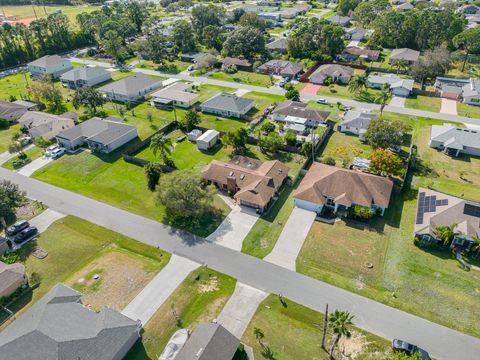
[461,78,480,106]
[18,111,76,140]
[27,55,73,79]
[0,100,28,122]
[429,123,480,157]
[0,283,141,360]
[339,110,377,141]
[309,64,354,85]
[56,117,138,153]
[99,73,163,102]
[266,38,287,54]
[0,262,25,298]
[367,74,414,97]
[200,93,255,119]
[389,48,420,64]
[151,82,199,108]
[257,59,304,79]
[60,66,112,89]
[326,14,351,26]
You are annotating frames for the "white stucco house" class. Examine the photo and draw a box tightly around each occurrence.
[429,124,480,157]
[28,55,73,79]
[99,74,163,102]
[339,110,376,141]
[367,74,414,97]
[200,93,255,119]
[60,66,112,89]
[462,78,480,106]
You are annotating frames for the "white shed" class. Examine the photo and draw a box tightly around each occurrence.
[196,129,219,151]
[188,129,202,142]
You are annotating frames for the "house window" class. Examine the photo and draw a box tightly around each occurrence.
[326,198,334,206]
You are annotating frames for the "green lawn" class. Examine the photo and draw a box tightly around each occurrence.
[2,5,98,27]
[209,71,276,88]
[242,91,284,118]
[317,84,382,103]
[405,95,441,113]
[457,102,480,119]
[242,295,392,360]
[5,216,170,323]
[2,146,44,170]
[125,267,236,360]
[308,101,343,122]
[0,123,21,153]
[196,84,236,103]
[0,73,30,101]
[135,60,191,73]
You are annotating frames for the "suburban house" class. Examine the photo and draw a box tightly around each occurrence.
[203,155,289,213]
[27,55,73,79]
[219,57,252,71]
[12,100,40,111]
[258,12,282,22]
[0,100,28,121]
[0,262,25,298]
[414,188,480,245]
[56,116,138,154]
[367,74,414,97]
[266,38,287,54]
[397,2,414,11]
[180,52,209,63]
[434,77,469,100]
[461,78,480,105]
[293,162,393,216]
[272,100,330,134]
[257,59,303,79]
[200,93,255,119]
[429,123,480,157]
[99,73,163,102]
[18,111,76,140]
[309,64,354,85]
[196,129,220,151]
[326,14,351,26]
[151,82,199,108]
[345,27,368,41]
[176,323,240,360]
[341,47,380,62]
[456,4,480,14]
[388,48,420,64]
[339,110,377,141]
[60,66,112,89]
[0,284,141,360]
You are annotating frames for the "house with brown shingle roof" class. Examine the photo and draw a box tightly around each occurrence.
[0,262,26,298]
[293,163,393,216]
[0,100,28,122]
[202,155,289,213]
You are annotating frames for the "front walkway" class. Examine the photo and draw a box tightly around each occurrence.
[17,156,53,177]
[440,98,458,115]
[217,282,268,338]
[122,255,200,325]
[390,96,406,108]
[264,207,316,270]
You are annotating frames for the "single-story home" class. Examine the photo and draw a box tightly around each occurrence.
[293,162,393,216]
[18,111,76,140]
[151,82,199,108]
[272,100,330,129]
[456,4,480,14]
[219,57,252,71]
[258,12,282,22]
[60,66,112,89]
[0,262,25,298]
[367,74,414,97]
[345,27,368,41]
[12,100,41,111]
[339,110,377,141]
[309,64,354,85]
[56,116,138,153]
[200,93,255,119]
[341,46,380,62]
[326,14,351,26]
[203,155,289,212]
[461,78,480,106]
[176,323,240,360]
[196,129,220,151]
[429,123,480,157]
[266,38,287,54]
[434,77,468,100]
[397,2,414,11]
[0,284,141,360]
[257,59,303,80]
[414,188,480,244]
[27,55,73,79]
[99,73,163,102]
[180,52,209,63]
[0,100,28,121]
[388,48,420,64]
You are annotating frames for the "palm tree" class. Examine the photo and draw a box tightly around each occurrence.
[328,310,354,359]
[348,74,367,95]
[376,84,392,117]
[470,235,480,259]
[150,134,173,161]
[253,327,265,348]
[433,224,457,247]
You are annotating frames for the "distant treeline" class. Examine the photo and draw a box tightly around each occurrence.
[0,0,72,5]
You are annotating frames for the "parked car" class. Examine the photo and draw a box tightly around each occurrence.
[392,339,430,360]
[6,220,30,237]
[18,136,33,145]
[51,148,65,159]
[317,98,327,104]
[13,226,38,244]
[279,79,286,87]
[187,65,194,71]
[45,145,60,157]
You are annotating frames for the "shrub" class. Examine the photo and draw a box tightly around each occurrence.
[321,156,336,166]
[348,205,375,221]
[284,131,297,146]
[221,63,238,74]
[260,121,275,134]
[0,118,9,129]
[0,252,19,265]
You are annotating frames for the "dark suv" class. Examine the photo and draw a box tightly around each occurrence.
[14,226,38,244]
[6,220,30,237]
[392,339,430,360]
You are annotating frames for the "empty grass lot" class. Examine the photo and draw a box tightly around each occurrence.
[125,267,236,360]
[209,71,276,88]
[405,95,441,113]
[242,295,392,360]
[457,102,480,119]
[0,73,30,101]
[135,60,191,73]
[4,216,169,325]
[317,84,382,103]
[242,91,284,118]
[0,123,21,153]
[2,5,98,26]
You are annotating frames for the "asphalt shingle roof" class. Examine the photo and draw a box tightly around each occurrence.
[201,93,254,114]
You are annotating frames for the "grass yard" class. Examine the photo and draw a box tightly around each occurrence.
[317,84,382,103]
[2,5,98,27]
[243,295,392,360]
[242,91,284,118]
[209,71,276,88]
[308,101,343,122]
[457,102,480,119]
[405,95,441,113]
[5,216,170,324]
[0,123,21,153]
[2,146,44,170]
[199,114,249,133]
[196,83,236,102]
[0,73,30,101]
[135,60,191,73]
[125,267,236,360]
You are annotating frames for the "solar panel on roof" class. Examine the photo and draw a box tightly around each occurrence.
[464,203,480,218]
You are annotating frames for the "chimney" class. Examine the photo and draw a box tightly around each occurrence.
[227,175,237,194]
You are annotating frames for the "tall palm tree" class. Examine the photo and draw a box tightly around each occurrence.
[433,224,457,247]
[150,134,173,160]
[376,84,392,117]
[328,310,354,359]
[348,74,367,95]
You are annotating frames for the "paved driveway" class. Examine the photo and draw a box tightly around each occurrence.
[17,156,53,177]
[301,83,321,95]
[217,282,267,338]
[390,96,406,108]
[29,209,66,233]
[440,98,457,115]
[206,204,259,251]
[264,207,316,270]
[122,255,200,325]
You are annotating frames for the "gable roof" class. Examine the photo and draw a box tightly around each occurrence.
[0,100,27,117]
[18,111,76,139]
[430,124,480,150]
[176,323,239,360]
[151,82,199,103]
[0,262,25,296]
[346,27,368,38]
[201,93,254,114]
[341,110,376,129]
[326,14,351,25]
[273,100,330,122]
[28,55,66,68]
[0,284,139,360]
[390,48,420,62]
[266,37,287,51]
[60,66,110,82]
[294,162,393,208]
[367,74,414,91]
[342,46,380,61]
[219,57,251,67]
[310,64,354,82]
[462,78,480,98]
[99,73,162,96]
[257,60,304,75]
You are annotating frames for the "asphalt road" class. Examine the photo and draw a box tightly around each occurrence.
[70,57,480,126]
[1,168,479,360]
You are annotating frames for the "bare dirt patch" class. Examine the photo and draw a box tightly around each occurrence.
[198,276,219,293]
[66,250,159,311]
[338,331,371,359]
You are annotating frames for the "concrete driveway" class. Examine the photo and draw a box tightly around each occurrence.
[122,255,200,325]
[264,207,316,270]
[217,282,267,338]
[390,96,406,108]
[29,209,66,233]
[440,98,457,115]
[17,156,53,177]
[206,204,259,251]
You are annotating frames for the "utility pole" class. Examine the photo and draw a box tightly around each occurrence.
[31,0,38,20]
[321,303,329,350]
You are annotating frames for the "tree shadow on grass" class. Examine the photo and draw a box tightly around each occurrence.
[260,346,277,360]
